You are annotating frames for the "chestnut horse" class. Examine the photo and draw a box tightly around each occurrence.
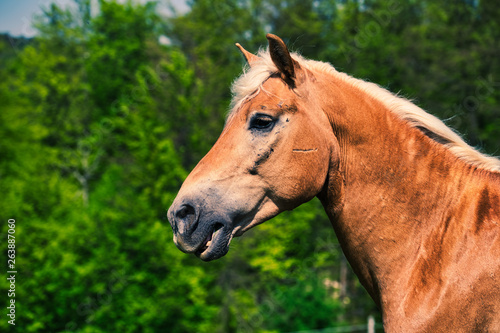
[167,34,500,331]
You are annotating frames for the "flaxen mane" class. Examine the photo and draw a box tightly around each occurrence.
[230,49,500,172]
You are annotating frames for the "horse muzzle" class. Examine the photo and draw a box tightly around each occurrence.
[167,198,233,261]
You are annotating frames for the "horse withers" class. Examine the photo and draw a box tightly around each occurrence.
[168,34,500,332]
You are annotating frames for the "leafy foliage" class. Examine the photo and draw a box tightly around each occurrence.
[1,0,498,332]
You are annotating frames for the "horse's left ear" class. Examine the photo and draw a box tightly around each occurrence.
[266,33,301,87]
[236,43,259,66]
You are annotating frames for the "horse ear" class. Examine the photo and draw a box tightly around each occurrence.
[235,43,259,66]
[266,33,300,86]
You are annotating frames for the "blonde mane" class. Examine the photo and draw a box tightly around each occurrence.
[230,49,500,172]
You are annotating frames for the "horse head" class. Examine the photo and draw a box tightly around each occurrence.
[167,34,343,261]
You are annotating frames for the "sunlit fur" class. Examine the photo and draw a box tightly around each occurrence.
[230,49,500,172]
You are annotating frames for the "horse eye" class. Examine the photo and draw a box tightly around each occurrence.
[250,114,275,130]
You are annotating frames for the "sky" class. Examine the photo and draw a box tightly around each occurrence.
[0,0,189,37]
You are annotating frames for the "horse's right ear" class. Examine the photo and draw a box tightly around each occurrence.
[266,33,301,87]
[236,43,259,66]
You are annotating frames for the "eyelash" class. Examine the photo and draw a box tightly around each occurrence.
[249,114,276,130]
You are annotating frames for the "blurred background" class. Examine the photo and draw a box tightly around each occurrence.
[1,0,499,332]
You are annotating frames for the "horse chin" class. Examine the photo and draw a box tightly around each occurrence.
[194,223,232,261]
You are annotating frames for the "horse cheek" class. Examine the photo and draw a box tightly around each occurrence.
[287,148,329,204]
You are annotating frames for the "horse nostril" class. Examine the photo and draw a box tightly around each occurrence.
[174,204,198,234]
[176,204,195,219]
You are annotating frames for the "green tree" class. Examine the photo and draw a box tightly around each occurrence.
[0,1,221,332]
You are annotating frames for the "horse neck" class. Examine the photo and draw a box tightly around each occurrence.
[315,73,487,306]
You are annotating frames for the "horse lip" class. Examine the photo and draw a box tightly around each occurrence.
[195,223,228,260]
[173,222,211,254]
[196,223,222,253]
[196,225,217,253]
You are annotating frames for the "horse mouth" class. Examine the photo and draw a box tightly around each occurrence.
[195,222,226,261]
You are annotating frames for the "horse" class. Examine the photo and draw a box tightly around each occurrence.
[167,34,500,332]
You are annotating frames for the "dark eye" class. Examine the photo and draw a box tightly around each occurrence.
[249,114,275,131]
